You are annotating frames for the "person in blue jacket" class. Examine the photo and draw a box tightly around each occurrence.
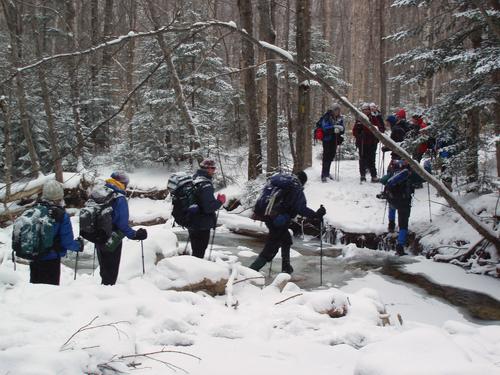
[187,159,226,259]
[96,171,147,285]
[249,171,326,274]
[30,180,84,285]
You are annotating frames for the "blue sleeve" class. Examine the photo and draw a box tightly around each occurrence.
[113,196,136,239]
[294,190,316,219]
[197,183,222,214]
[58,213,80,252]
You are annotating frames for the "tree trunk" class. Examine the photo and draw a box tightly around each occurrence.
[0,95,13,199]
[1,0,41,177]
[125,0,137,146]
[99,0,114,151]
[258,0,279,174]
[31,5,63,182]
[237,0,263,179]
[65,0,85,169]
[146,0,201,160]
[284,0,297,168]
[378,0,387,115]
[295,0,312,172]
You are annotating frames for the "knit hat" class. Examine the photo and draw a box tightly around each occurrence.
[42,180,64,201]
[332,103,341,111]
[386,115,397,126]
[200,158,216,169]
[296,171,308,186]
[360,103,370,110]
[396,109,406,119]
[110,171,130,187]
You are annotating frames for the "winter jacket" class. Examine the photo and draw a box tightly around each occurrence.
[188,169,222,231]
[267,174,317,225]
[315,111,345,144]
[353,113,385,147]
[381,160,420,206]
[39,204,81,261]
[105,180,137,239]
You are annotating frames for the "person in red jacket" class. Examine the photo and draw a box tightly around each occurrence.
[410,114,428,162]
[352,103,385,182]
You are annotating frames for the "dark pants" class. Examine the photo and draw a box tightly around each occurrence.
[97,242,122,285]
[260,222,293,262]
[189,229,211,259]
[358,143,378,177]
[389,199,411,245]
[30,258,61,285]
[321,141,337,178]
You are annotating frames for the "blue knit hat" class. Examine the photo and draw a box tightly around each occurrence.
[111,171,130,186]
[386,115,397,126]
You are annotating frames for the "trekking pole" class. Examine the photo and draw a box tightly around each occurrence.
[74,251,79,280]
[184,234,191,255]
[381,150,386,176]
[12,250,16,271]
[141,240,145,275]
[208,209,220,260]
[337,143,342,181]
[268,259,273,277]
[382,200,387,224]
[92,245,96,276]
[427,183,433,223]
[320,219,323,286]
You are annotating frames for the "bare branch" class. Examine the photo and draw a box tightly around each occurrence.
[274,293,303,305]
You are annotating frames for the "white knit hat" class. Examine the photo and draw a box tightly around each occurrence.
[42,180,64,201]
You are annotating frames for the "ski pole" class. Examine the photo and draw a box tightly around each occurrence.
[74,251,79,280]
[92,245,96,276]
[320,219,323,286]
[12,250,16,271]
[427,183,432,223]
[209,209,220,260]
[141,240,145,275]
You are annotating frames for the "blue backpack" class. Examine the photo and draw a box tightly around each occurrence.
[252,174,300,222]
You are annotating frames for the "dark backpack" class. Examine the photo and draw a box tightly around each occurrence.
[79,186,117,244]
[12,203,62,260]
[167,172,198,227]
[252,174,300,222]
[384,165,413,201]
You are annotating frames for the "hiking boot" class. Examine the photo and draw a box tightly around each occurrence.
[360,176,367,182]
[395,244,405,256]
[281,262,294,274]
[387,220,396,233]
[321,176,327,183]
[371,176,380,183]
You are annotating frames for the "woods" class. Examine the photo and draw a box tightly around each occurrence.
[0,1,499,249]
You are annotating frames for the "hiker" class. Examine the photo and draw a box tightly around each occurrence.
[382,114,408,160]
[249,171,326,274]
[314,103,345,182]
[28,180,83,285]
[370,102,384,127]
[96,172,147,285]
[353,103,385,182]
[187,159,226,259]
[410,114,429,162]
[380,160,418,256]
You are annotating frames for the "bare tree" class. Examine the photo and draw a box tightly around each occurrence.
[237,0,263,179]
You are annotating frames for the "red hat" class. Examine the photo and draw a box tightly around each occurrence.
[396,109,406,119]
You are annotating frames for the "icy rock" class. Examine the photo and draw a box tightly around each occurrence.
[149,255,230,296]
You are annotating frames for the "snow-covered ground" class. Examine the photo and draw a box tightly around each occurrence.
[1,147,499,374]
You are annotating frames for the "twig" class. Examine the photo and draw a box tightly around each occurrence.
[233,276,265,285]
[119,349,201,361]
[274,293,303,305]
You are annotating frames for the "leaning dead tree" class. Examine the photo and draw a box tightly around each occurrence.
[3,20,499,252]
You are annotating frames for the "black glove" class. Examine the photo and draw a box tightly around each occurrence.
[135,228,148,241]
[315,205,326,219]
[77,237,85,252]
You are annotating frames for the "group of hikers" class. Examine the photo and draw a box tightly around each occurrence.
[11,101,438,285]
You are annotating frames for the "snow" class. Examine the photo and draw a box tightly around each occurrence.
[259,40,294,61]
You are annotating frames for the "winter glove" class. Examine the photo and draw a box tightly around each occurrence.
[77,237,85,252]
[217,193,226,205]
[135,228,148,241]
[315,205,326,219]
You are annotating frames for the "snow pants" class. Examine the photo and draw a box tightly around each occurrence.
[189,229,211,259]
[30,257,61,285]
[321,141,337,178]
[260,222,293,263]
[388,199,412,246]
[97,242,122,285]
[358,143,378,178]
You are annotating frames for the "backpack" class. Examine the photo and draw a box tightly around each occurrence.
[384,164,413,201]
[252,174,300,222]
[12,203,60,260]
[167,172,198,227]
[79,186,117,244]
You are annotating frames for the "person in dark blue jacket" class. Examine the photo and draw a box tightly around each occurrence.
[96,171,147,285]
[187,159,226,259]
[250,171,326,274]
[30,180,83,285]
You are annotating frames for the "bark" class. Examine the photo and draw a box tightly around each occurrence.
[65,0,84,168]
[125,0,137,146]
[295,0,312,172]
[284,0,297,167]
[237,0,263,179]
[146,0,201,159]
[0,95,13,199]
[1,0,41,177]
[258,0,279,174]
[31,5,63,182]
[378,0,387,115]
